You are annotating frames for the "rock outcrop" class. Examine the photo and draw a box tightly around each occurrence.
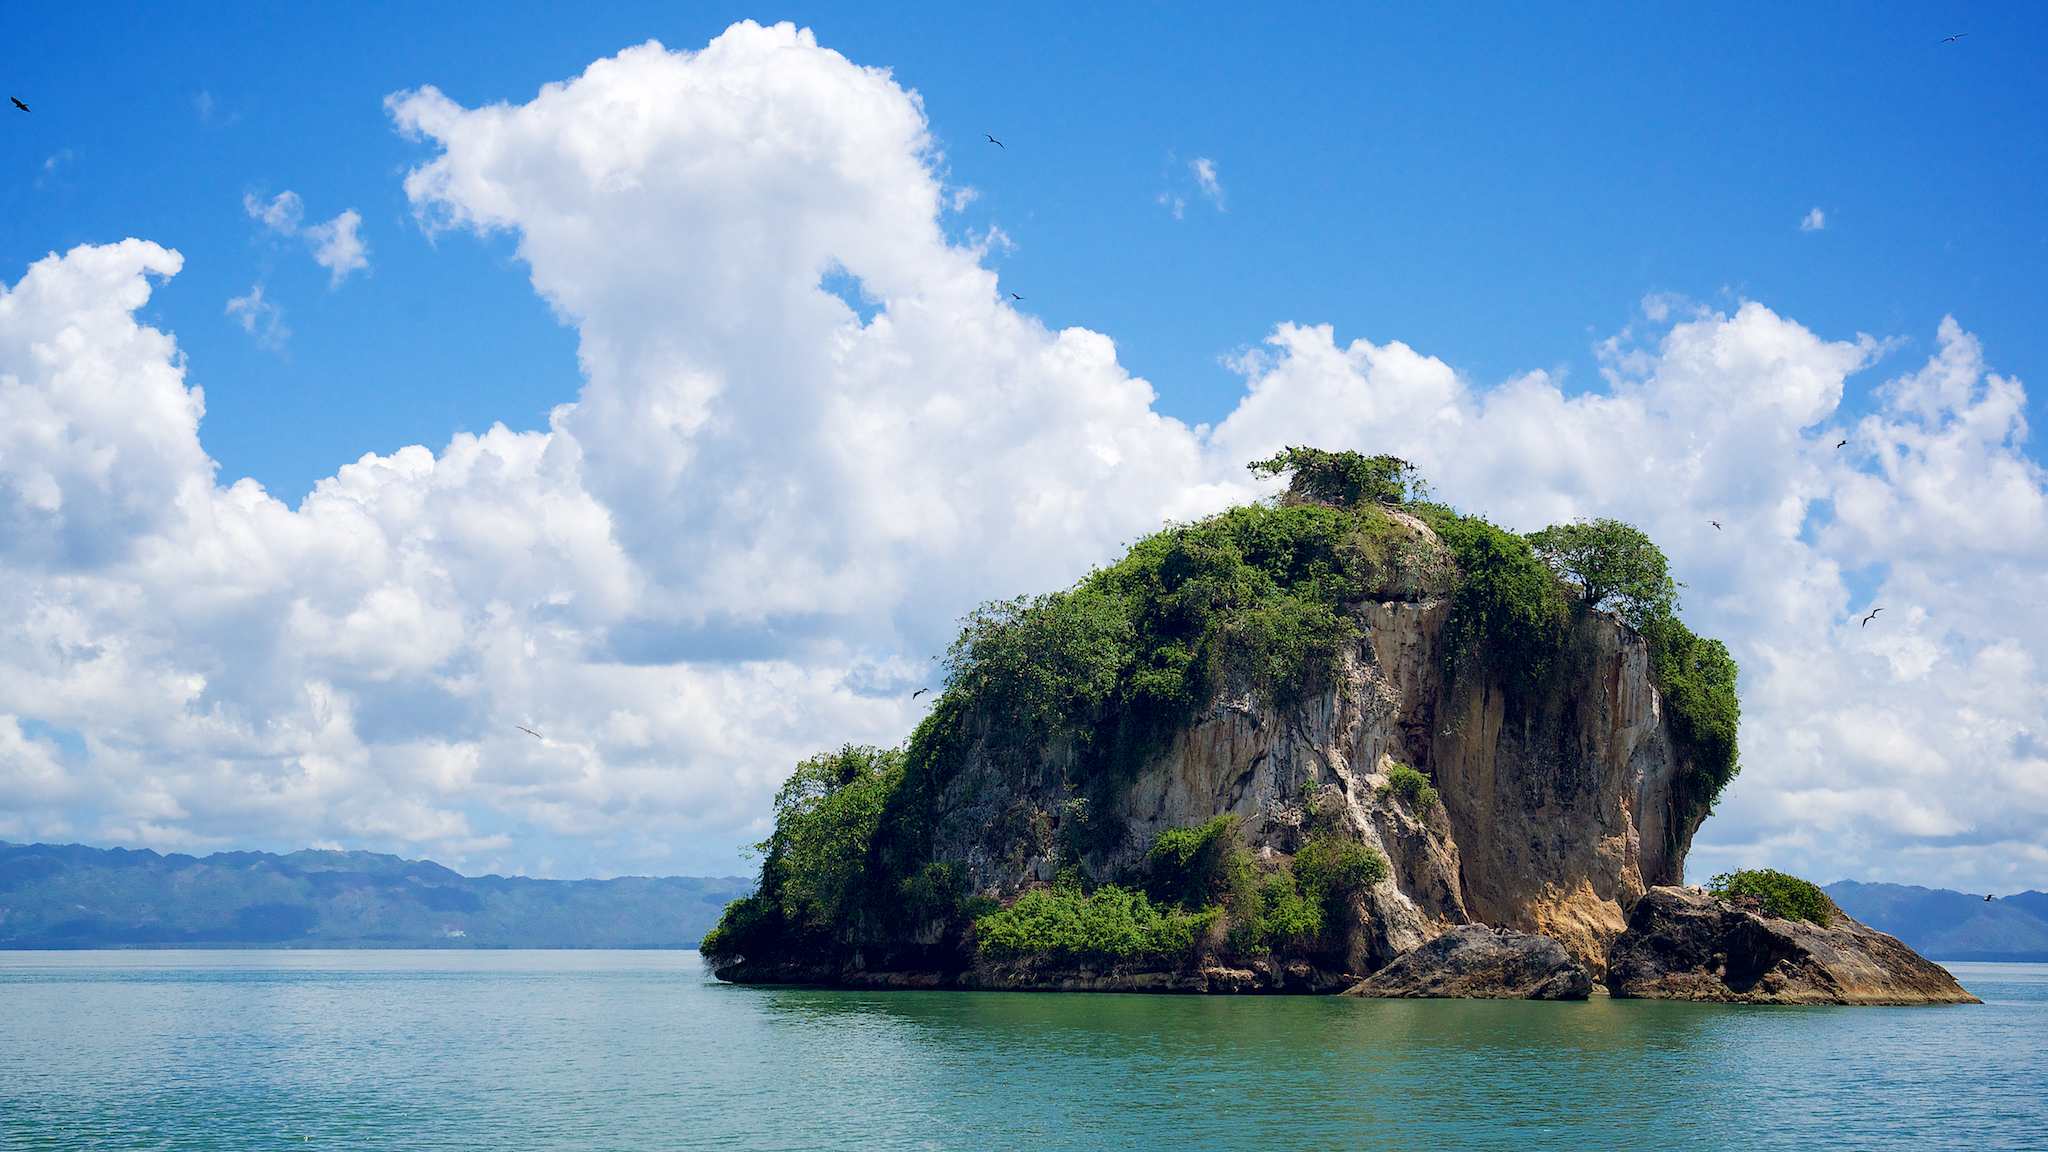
[925,583,1697,979]
[1605,886,1980,1005]
[1343,925,1592,999]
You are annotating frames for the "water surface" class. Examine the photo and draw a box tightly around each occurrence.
[3,951,2041,1150]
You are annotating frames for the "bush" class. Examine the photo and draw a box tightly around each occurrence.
[1414,506,1568,704]
[1526,518,1679,629]
[974,884,1218,964]
[1147,816,1243,908]
[1708,869,1832,924]
[1380,762,1441,813]
[1643,612,1741,828]
[1293,836,1389,903]
[1249,447,1424,507]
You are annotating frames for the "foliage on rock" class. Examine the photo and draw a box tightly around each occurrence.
[1708,869,1834,925]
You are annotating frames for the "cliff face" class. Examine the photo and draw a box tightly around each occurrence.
[707,460,1741,993]
[923,568,1698,977]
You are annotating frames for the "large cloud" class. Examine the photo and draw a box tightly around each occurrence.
[2,20,2042,888]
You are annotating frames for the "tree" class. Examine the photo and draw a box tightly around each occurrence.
[1248,447,1423,507]
[1525,518,1677,628]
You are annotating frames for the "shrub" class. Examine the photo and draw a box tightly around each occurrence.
[1254,870,1324,950]
[1643,612,1741,829]
[1525,518,1679,630]
[1380,762,1441,813]
[1707,869,1832,924]
[974,885,1218,964]
[1293,836,1389,903]
[1147,816,1243,908]
[1249,447,1424,507]
[1414,506,1568,704]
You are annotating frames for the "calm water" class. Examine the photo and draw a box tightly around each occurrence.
[1,952,2042,1150]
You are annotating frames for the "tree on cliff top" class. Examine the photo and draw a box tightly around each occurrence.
[1526,518,1678,630]
[1249,447,1424,507]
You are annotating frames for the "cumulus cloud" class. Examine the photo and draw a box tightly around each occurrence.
[1801,207,1827,232]
[244,190,370,285]
[305,209,369,285]
[224,282,289,349]
[4,22,2043,889]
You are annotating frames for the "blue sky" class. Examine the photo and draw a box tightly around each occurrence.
[3,6,2046,886]
[7,3,2043,502]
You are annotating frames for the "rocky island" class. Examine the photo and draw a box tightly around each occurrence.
[704,450,1973,1005]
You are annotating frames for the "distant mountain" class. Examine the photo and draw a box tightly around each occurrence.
[0,841,749,949]
[1825,881,2048,962]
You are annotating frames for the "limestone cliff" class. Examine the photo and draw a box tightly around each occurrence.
[704,451,1737,991]
[921,560,1696,978]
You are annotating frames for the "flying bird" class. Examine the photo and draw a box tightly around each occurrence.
[1940,33,1968,44]
[1836,439,1848,449]
[1010,291,1024,301]
[1861,607,1883,628]
[911,688,929,699]
[516,725,544,740]
[1710,520,1722,531]
[9,97,27,113]
[985,133,1004,148]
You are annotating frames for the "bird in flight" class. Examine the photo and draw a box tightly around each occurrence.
[1710,520,1722,531]
[985,133,1004,149]
[1010,291,1024,301]
[516,725,544,740]
[9,97,28,113]
[1860,607,1883,628]
[1835,439,1848,449]
[1940,33,1967,44]
[911,688,929,699]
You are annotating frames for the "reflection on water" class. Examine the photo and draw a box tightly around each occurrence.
[2,953,2041,1151]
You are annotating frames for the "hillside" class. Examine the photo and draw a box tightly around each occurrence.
[1825,881,2048,962]
[0,841,748,949]
[704,450,1743,990]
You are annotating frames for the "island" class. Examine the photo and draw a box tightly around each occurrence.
[704,449,1974,1004]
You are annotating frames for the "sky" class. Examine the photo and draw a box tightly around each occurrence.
[2,4,2045,888]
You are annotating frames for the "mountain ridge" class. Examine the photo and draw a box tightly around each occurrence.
[1824,880,2048,961]
[0,840,749,949]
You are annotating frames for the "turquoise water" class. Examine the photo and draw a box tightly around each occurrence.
[1,953,2041,1150]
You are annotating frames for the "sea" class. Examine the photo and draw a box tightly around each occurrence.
[1,951,2041,1150]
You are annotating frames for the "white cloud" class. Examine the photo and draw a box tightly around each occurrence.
[1157,191,1186,220]
[244,191,369,285]
[305,210,369,285]
[1801,206,1827,232]
[244,190,304,235]
[224,282,289,349]
[1191,157,1225,210]
[4,22,2045,892]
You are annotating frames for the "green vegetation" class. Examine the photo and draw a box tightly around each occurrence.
[1414,505,1568,702]
[1146,815,1244,907]
[1249,447,1425,507]
[705,450,1740,976]
[974,883,1217,964]
[701,745,904,967]
[1708,869,1833,924]
[1644,612,1742,828]
[1380,762,1441,814]
[1526,518,1679,629]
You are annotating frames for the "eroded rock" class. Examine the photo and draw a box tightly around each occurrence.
[1343,924,1592,1000]
[1605,886,1980,1005]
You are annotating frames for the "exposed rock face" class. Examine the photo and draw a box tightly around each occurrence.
[1606,886,1980,1005]
[1343,925,1592,999]
[926,585,1698,979]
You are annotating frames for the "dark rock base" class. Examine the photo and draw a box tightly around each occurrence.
[1342,925,1593,999]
